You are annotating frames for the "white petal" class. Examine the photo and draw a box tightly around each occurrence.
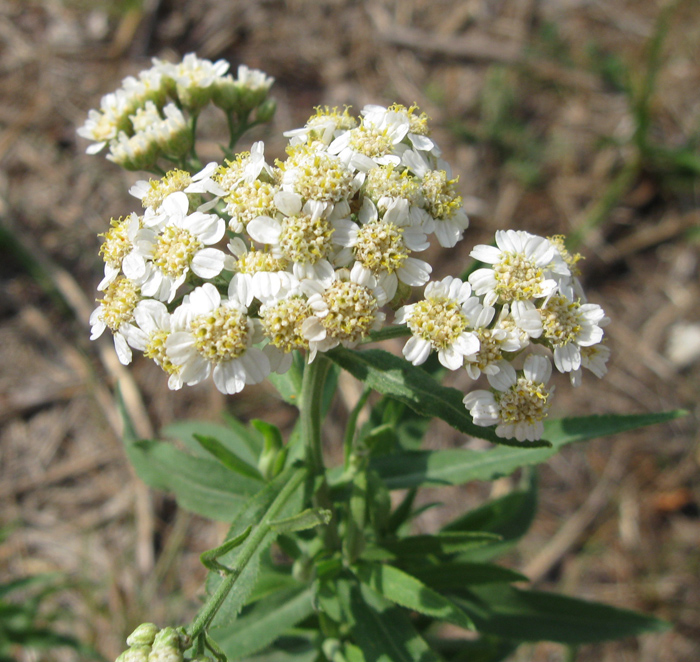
[247,216,282,245]
[191,248,226,278]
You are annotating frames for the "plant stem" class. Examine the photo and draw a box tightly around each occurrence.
[299,355,339,549]
[300,355,331,475]
[187,467,307,641]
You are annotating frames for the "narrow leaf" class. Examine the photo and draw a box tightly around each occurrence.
[203,467,307,629]
[125,439,260,520]
[369,410,686,489]
[450,584,670,644]
[194,434,264,481]
[163,419,260,464]
[405,562,527,588]
[355,562,475,631]
[371,532,500,559]
[270,508,332,534]
[346,582,443,662]
[211,588,315,660]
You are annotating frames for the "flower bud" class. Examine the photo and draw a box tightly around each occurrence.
[116,645,151,662]
[255,98,277,124]
[126,623,159,647]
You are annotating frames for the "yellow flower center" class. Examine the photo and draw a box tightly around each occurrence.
[191,306,249,363]
[154,226,202,278]
[497,378,551,424]
[97,277,140,331]
[541,295,582,347]
[280,214,334,264]
[99,216,135,268]
[354,221,408,274]
[141,170,193,210]
[261,297,312,352]
[144,329,180,375]
[421,170,462,221]
[493,253,545,302]
[407,296,467,350]
[322,281,378,344]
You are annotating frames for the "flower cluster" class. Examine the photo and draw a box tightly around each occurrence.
[78,53,274,170]
[84,57,610,442]
[398,231,610,441]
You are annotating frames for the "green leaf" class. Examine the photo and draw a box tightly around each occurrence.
[367,532,500,560]
[369,410,686,489]
[204,467,307,628]
[404,561,527,588]
[450,584,670,644]
[237,636,317,662]
[345,582,443,662]
[211,587,315,660]
[429,635,517,662]
[329,347,548,448]
[125,439,261,520]
[442,471,538,561]
[355,562,475,631]
[194,434,264,481]
[162,418,261,464]
[269,508,332,534]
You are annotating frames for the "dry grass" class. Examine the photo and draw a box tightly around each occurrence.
[0,0,698,660]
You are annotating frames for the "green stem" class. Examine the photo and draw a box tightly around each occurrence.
[299,355,340,549]
[187,467,307,640]
[300,355,332,475]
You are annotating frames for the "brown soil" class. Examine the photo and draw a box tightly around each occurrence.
[0,1,698,660]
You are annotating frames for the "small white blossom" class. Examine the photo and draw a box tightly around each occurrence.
[469,230,569,307]
[395,276,480,370]
[463,354,554,442]
[89,276,141,365]
[166,283,270,394]
[128,192,226,302]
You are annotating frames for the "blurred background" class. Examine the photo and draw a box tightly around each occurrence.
[0,0,698,660]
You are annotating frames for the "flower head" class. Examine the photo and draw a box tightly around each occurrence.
[464,354,554,442]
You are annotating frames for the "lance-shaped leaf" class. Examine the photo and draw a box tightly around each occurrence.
[163,418,261,463]
[211,587,315,660]
[402,561,527,588]
[344,582,443,662]
[450,584,670,644]
[194,434,264,481]
[328,347,549,449]
[369,410,686,490]
[355,562,475,631]
[203,466,307,629]
[364,532,500,561]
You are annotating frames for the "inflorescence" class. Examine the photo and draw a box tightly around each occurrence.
[82,53,610,443]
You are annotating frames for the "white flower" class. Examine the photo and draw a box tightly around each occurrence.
[469,230,569,307]
[77,90,131,154]
[402,150,469,247]
[97,213,141,290]
[395,276,480,370]
[339,198,431,300]
[462,303,524,380]
[361,103,439,156]
[284,106,358,146]
[247,191,354,285]
[107,130,159,171]
[280,144,360,202]
[301,263,387,360]
[184,162,227,197]
[128,192,226,302]
[327,107,410,171]
[227,238,295,305]
[570,343,611,386]
[166,283,270,394]
[89,276,141,365]
[540,294,609,373]
[463,354,554,442]
[124,299,184,390]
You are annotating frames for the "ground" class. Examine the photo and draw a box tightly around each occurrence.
[0,0,698,660]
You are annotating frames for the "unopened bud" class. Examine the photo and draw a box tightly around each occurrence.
[255,98,277,124]
[126,623,159,647]
[148,627,183,662]
[116,645,151,662]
